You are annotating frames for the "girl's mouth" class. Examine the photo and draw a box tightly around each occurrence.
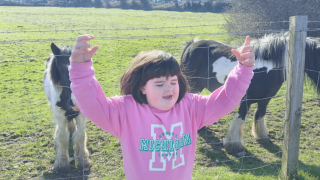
[163,95,172,100]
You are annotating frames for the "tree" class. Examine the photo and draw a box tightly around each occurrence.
[94,0,103,7]
[140,0,150,10]
[174,0,180,10]
[224,0,320,41]
[191,1,202,11]
[131,0,141,9]
[120,0,129,8]
[204,0,213,12]
[184,0,192,11]
[75,0,91,7]
[105,0,111,8]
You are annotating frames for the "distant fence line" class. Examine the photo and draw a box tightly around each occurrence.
[3,21,308,34]
[1,28,319,44]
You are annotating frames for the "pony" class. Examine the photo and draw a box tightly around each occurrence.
[180,33,320,152]
[44,43,90,172]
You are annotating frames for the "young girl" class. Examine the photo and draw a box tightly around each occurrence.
[69,34,255,180]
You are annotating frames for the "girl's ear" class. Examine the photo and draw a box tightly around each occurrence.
[141,86,146,94]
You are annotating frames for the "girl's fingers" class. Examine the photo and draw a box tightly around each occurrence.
[231,36,255,67]
[76,34,94,43]
[240,52,254,59]
[89,45,99,56]
[72,34,96,63]
[72,49,84,54]
[241,60,255,67]
[244,36,250,47]
[240,55,255,66]
[231,49,241,60]
[74,42,90,49]
[241,45,253,53]
[241,36,251,54]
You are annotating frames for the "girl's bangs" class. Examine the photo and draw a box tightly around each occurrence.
[143,58,180,84]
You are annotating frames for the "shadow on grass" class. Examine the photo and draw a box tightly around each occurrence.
[43,166,91,180]
[42,139,92,180]
[197,126,320,179]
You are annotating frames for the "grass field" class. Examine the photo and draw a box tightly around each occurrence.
[0,6,319,180]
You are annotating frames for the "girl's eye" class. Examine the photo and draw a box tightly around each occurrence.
[156,85,163,87]
[171,83,177,85]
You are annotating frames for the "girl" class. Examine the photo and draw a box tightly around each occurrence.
[69,34,255,180]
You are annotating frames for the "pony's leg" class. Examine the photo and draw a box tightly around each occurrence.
[73,114,90,170]
[223,114,245,152]
[223,101,251,152]
[53,107,70,172]
[252,99,270,139]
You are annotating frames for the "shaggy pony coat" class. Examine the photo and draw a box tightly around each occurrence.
[44,43,90,171]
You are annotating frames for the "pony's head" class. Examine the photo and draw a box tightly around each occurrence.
[47,43,73,87]
[46,43,78,120]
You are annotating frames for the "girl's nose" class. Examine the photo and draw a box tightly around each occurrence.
[165,84,173,91]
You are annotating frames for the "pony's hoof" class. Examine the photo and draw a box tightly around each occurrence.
[54,165,70,174]
[223,140,244,154]
[54,158,69,173]
[77,157,91,170]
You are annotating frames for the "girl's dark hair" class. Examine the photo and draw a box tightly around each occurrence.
[120,50,189,104]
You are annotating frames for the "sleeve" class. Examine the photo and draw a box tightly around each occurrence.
[69,59,125,139]
[194,63,254,129]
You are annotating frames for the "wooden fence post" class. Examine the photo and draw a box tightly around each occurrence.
[281,15,308,180]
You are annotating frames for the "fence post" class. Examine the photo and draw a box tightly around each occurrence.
[281,15,308,180]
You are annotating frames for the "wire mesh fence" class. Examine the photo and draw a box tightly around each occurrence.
[0,8,319,180]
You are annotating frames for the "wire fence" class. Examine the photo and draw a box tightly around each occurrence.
[1,14,320,180]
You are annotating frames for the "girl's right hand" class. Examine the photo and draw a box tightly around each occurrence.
[231,36,255,67]
[71,34,99,63]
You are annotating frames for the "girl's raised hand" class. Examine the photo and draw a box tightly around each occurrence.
[71,34,99,63]
[231,36,255,67]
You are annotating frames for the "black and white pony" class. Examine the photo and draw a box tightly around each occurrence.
[180,33,320,151]
[44,43,90,171]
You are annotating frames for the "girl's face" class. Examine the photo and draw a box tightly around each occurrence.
[141,75,179,111]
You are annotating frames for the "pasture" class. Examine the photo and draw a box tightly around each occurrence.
[0,6,319,180]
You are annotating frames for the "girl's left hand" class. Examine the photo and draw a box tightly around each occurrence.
[71,34,99,63]
[231,36,255,67]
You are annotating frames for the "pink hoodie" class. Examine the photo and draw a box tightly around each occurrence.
[69,60,253,180]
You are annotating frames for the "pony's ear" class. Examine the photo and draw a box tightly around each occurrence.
[51,43,61,55]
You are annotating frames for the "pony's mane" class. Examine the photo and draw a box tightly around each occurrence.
[304,36,320,94]
[251,33,289,68]
[181,39,196,60]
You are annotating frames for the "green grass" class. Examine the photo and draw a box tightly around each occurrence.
[0,6,319,180]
